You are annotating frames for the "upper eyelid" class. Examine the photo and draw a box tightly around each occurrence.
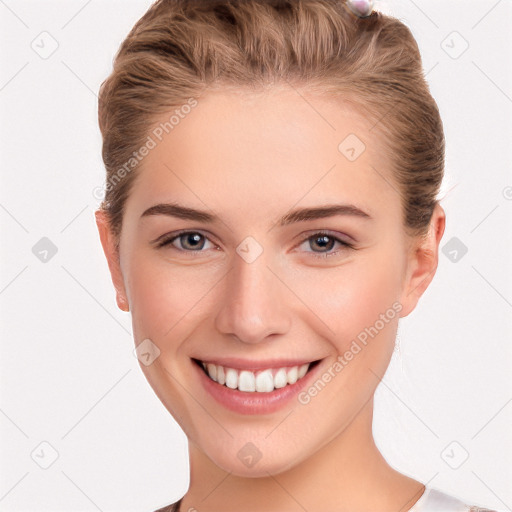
[295,229,353,244]
[153,229,215,246]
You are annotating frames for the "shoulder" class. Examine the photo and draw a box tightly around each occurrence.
[412,487,500,512]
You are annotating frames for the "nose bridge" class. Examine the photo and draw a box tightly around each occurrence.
[214,242,291,344]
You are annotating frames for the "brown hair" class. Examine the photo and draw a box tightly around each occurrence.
[97,0,444,249]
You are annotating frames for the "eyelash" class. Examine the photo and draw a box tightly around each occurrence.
[156,230,354,259]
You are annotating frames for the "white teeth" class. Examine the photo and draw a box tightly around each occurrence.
[216,365,226,385]
[238,371,256,392]
[206,363,217,382]
[200,361,313,392]
[255,369,274,392]
[225,368,238,389]
[287,366,298,385]
[274,368,288,389]
[298,363,309,379]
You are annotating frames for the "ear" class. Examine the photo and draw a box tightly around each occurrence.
[399,203,446,318]
[95,210,130,312]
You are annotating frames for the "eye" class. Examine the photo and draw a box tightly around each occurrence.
[296,231,353,259]
[157,230,217,255]
[155,229,354,259]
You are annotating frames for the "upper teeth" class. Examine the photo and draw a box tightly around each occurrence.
[202,361,310,392]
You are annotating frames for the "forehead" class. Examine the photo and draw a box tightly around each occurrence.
[126,87,398,222]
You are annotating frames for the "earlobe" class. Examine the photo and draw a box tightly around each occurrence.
[94,210,130,312]
[399,203,446,318]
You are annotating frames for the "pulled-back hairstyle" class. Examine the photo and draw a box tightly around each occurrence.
[97,0,445,249]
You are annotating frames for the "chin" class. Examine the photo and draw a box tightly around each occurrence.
[211,451,300,478]
[199,433,311,478]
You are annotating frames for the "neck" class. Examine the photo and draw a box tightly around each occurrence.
[179,398,425,512]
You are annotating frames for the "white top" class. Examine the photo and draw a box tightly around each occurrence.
[408,486,500,512]
[155,486,503,512]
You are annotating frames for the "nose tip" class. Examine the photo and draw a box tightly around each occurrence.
[226,316,278,345]
[214,254,291,345]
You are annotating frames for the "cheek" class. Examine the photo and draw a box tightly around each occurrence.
[293,249,403,352]
[124,252,219,341]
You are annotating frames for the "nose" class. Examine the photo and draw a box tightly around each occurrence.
[214,247,292,345]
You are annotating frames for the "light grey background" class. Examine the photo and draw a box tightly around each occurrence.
[0,1,511,511]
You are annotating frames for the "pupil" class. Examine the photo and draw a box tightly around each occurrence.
[313,235,333,251]
[183,233,204,250]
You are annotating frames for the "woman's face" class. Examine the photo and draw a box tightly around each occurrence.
[97,86,442,476]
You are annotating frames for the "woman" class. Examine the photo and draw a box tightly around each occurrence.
[95,0,501,510]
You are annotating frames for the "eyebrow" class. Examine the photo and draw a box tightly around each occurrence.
[140,202,372,227]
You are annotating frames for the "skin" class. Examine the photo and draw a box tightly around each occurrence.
[96,85,445,512]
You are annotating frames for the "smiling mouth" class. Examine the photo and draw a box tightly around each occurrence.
[192,358,321,393]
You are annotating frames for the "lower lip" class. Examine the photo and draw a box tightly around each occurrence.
[194,359,323,415]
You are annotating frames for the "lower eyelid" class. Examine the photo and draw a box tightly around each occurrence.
[311,246,350,258]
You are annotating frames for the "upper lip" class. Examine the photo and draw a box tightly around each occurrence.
[192,357,321,371]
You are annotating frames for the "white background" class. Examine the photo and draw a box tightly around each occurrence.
[0,1,511,511]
